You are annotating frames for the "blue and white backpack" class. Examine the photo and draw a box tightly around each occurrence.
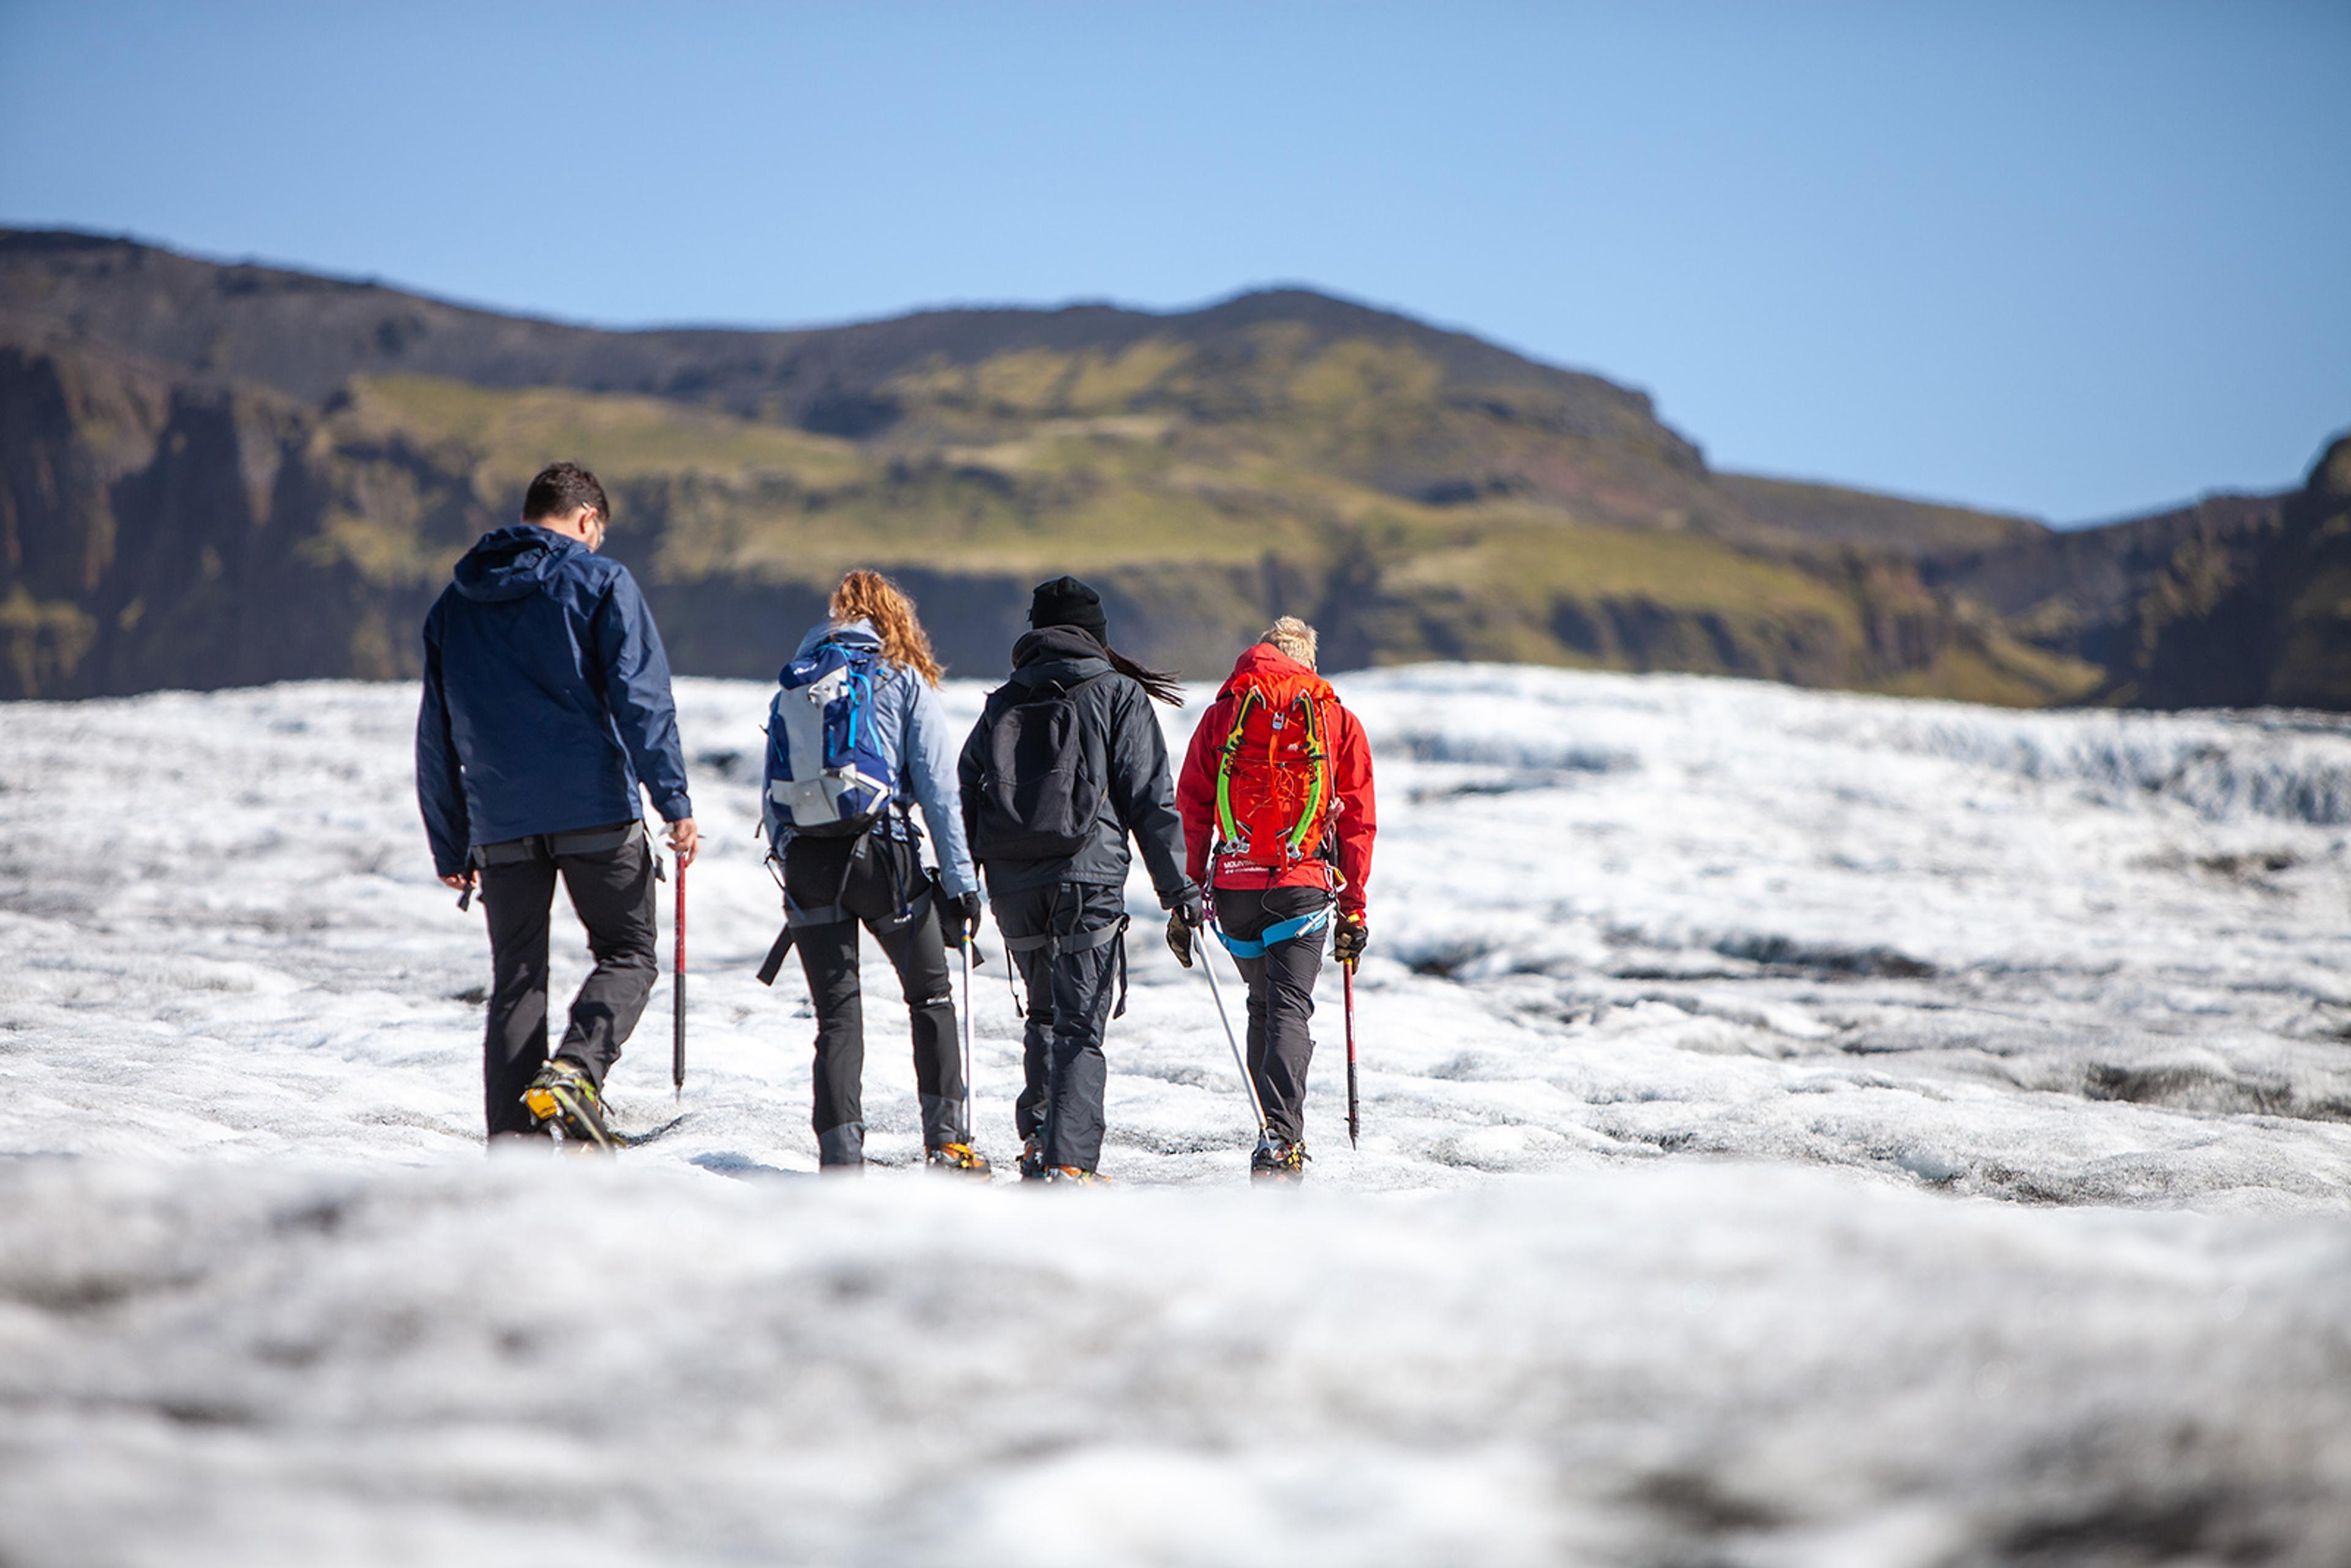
[763,640,895,841]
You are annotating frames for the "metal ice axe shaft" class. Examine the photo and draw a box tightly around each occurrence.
[958,934,977,1141]
[1199,944,1271,1142]
[1343,956,1360,1149]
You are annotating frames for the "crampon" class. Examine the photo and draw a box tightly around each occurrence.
[926,1142,993,1179]
[521,1058,616,1153]
[1250,1138,1308,1184]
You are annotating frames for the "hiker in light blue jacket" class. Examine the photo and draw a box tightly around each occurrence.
[759,571,989,1176]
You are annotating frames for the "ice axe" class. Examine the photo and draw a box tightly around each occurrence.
[1343,955,1360,1149]
[958,930,977,1144]
[672,852,687,1099]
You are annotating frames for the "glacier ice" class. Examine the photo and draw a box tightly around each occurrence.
[2,665,2349,1564]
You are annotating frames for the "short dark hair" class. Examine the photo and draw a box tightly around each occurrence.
[522,462,609,525]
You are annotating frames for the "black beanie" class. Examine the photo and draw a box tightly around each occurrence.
[1028,576,1108,642]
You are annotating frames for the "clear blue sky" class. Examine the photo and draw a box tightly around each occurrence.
[3,0,2345,524]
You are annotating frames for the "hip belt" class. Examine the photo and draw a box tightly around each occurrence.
[1213,905,1332,959]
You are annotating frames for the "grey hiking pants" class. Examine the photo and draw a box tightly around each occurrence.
[476,822,659,1139]
[996,881,1127,1174]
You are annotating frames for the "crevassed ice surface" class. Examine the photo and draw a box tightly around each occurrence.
[2,666,2349,1567]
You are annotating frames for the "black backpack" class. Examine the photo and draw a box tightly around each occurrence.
[970,675,1106,860]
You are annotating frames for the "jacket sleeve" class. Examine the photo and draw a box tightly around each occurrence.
[1174,699,1226,890]
[590,569,693,822]
[957,700,990,860]
[904,675,980,899]
[1329,700,1376,915]
[1107,683,1196,908]
[414,603,470,878]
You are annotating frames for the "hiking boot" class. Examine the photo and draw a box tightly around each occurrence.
[521,1058,615,1152]
[926,1142,993,1179]
[1043,1165,1108,1185]
[1017,1135,1049,1182]
[1250,1138,1308,1184]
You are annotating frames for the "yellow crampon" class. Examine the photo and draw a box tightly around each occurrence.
[522,1062,616,1153]
[926,1141,994,1179]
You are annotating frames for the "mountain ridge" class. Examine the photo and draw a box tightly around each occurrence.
[3,227,2327,710]
[0,229,1673,449]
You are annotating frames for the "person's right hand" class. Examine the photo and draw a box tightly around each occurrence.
[1333,910,1368,966]
[953,890,985,942]
[667,816,699,868]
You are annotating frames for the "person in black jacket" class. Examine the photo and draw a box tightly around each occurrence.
[959,577,1201,1182]
[416,462,696,1149]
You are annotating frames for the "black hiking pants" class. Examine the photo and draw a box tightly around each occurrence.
[784,832,964,1166]
[476,822,658,1139]
[994,881,1127,1174]
[1217,885,1332,1147]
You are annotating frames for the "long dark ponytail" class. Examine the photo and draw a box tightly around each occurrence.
[1105,645,1183,707]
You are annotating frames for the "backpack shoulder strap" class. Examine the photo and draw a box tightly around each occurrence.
[1213,687,1263,849]
[1284,688,1333,861]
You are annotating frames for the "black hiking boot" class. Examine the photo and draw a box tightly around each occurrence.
[1251,1138,1308,1184]
[926,1142,993,1179]
[1043,1165,1107,1185]
[521,1058,615,1153]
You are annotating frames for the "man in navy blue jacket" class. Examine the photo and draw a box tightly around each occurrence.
[416,463,696,1146]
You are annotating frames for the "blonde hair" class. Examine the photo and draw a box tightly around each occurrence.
[1261,615,1318,669]
[830,569,944,688]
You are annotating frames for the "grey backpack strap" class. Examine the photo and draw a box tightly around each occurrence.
[1003,918,1122,960]
[1002,912,1130,1016]
[755,926,796,986]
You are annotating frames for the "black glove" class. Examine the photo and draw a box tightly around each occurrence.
[1333,910,1368,966]
[947,890,984,944]
[1166,890,1207,969]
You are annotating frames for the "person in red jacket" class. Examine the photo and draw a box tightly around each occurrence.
[1172,616,1375,1180]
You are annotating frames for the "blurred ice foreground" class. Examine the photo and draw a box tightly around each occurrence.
[2,665,2349,1564]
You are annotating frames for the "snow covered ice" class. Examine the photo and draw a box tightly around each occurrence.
[3,665,2350,1566]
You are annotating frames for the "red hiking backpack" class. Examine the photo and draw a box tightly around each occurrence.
[1212,667,1336,873]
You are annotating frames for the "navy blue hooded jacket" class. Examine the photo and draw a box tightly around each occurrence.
[416,524,692,877]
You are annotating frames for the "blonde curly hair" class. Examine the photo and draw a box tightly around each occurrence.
[1261,615,1319,669]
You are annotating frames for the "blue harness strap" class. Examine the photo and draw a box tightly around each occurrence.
[1213,906,1333,959]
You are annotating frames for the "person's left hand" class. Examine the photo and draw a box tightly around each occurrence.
[1166,909,1197,969]
[441,870,475,893]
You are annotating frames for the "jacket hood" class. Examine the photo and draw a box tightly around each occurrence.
[1011,625,1113,689]
[452,523,585,603]
[1217,640,1332,702]
[795,618,882,660]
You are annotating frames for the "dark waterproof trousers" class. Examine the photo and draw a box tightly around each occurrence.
[476,822,658,1139]
[994,881,1127,1173]
[1216,885,1332,1147]
[784,832,964,1166]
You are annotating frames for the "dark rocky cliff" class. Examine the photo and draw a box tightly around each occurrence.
[2105,435,2351,709]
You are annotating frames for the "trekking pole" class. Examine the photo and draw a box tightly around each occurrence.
[1199,947,1272,1143]
[958,933,977,1144]
[1343,958,1360,1149]
[672,853,687,1100]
